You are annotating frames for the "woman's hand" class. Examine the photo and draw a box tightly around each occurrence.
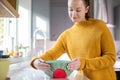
[33,59,51,71]
[67,58,80,71]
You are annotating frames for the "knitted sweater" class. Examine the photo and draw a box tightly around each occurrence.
[30,18,116,80]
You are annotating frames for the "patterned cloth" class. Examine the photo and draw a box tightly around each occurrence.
[45,60,73,78]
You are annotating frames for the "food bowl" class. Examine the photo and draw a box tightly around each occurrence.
[0,55,10,58]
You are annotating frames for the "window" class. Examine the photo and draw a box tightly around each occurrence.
[0,18,18,54]
[0,0,32,57]
[0,18,4,49]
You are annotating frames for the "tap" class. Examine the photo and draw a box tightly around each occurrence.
[33,28,47,56]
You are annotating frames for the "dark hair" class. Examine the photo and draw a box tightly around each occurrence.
[82,0,91,19]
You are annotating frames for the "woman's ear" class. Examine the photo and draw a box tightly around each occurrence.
[85,6,90,13]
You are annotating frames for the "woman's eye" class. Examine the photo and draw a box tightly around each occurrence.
[69,9,81,12]
[76,10,81,12]
[69,9,73,11]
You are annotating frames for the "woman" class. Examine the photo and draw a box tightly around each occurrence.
[30,0,116,80]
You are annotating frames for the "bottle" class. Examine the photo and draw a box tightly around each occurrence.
[5,48,9,55]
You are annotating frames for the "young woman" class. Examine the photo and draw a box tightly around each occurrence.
[30,0,116,80]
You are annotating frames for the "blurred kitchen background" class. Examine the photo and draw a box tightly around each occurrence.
[0,0,120,80]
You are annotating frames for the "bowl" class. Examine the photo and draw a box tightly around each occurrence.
[1,55,10,58]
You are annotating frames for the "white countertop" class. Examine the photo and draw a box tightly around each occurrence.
[114,60,120,71]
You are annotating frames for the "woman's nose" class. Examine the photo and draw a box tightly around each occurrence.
[72,11,77,16]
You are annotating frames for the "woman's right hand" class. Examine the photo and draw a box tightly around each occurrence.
[33,59,51,71]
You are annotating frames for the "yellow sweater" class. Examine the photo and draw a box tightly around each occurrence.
[30,18,116,80]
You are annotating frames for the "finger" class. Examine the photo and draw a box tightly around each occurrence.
[38,63,51,71]
[67,65,79,71]
[67,65,77,70]
[38,62,51,68]
[40,66,51,71]
[67,66,73,71]
[72,58,79,63]
[38,59,51,67]
[69,58,79,64]
[67,64,74,71]
[38,59,45,63]
[72,58,78,62]
[67,61,80,70]
[67,65,78,71]
[67,62,77,67]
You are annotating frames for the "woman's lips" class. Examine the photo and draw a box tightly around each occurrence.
[73,17,77,19]
[72,17,77,21]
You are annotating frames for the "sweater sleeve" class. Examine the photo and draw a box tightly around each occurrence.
[30,32,66,68]
[78,21,116,71]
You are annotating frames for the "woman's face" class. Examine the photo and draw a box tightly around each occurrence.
[68,0,89,23]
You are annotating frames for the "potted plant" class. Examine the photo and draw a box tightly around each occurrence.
[15,44,29,57]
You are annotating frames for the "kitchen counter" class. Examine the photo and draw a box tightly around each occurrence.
[0,56,31,64]
[8,57,120,71]
[7,60,73,80]
[2,57,120,80]
[9,56,31,64]
[114,60,120,80]
[114,59,120,71]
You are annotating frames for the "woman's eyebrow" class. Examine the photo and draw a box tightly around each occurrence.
[69,7,81,9]
[76,7,81,9]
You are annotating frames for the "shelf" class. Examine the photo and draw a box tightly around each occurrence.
[0,0,19,18]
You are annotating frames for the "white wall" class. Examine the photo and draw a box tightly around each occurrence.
[18,0,32,46]
[32,0,50,39]
[50,0,73,40]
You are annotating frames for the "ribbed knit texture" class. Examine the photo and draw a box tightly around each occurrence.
[30,18,116,80]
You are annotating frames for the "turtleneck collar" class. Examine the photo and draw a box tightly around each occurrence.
[71,18,95,30]
[74,18,94,26]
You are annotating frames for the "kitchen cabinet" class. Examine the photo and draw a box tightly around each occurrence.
[114,5,120,40]
[114,60,120,80]
[116,71,120,80]
[0,0,19,18]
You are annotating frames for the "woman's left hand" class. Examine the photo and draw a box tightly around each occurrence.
[67,58,80,71]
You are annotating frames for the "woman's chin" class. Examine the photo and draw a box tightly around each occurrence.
[72,20,77,22]
[71,19,79,22]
